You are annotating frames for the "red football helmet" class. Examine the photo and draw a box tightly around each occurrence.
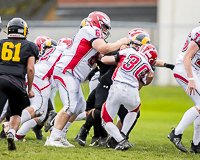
[34,35,50,51]
[87,11,111,38]
[57,37,72,47]
[138,44,158,66]
[128,28,150,42]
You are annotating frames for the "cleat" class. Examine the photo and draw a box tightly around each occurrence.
[78,126,89,146]
[106,136,118,149]
[89,136,99,146]
[98,135,110,147]
[114,139,132,151]
[44,110,57,132]
[32,126,43,140]
[190,141,200,153]
[167,128,188,153]
[74,134,79,141]
[7,132,16,150]
[44,136,67,148]
[0,128,6,139]
[61,137,75,147]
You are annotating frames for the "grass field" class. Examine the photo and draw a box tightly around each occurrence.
[0,84,200,160]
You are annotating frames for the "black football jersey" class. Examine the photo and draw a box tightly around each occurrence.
[0,38,39,79]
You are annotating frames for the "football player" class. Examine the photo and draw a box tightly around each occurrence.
[75,32,150,147]
[14,39,75,147]
[167,26,200,153]
[101,43,157,150]
[44,11,129,148]
[0,18,38,150]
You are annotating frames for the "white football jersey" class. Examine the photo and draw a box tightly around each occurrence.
[176,26,200,70]
[113,48,153,88]
[54,26,103,82]
[34,46,67,80]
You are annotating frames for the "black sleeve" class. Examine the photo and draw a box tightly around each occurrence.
[90,38,99,46]
[164,63,175,70]
[114,52,120,63]
[87,66,99,81]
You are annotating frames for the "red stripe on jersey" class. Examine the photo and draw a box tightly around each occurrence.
[62,38,92,74]
[174,73,188,84]
[101,102,113,123]
[42,54,62,80]
[112,55,126,80]
[40,83,51,91]
[130,103,141,113]
[33,83,41,93]
[53,75,66,88]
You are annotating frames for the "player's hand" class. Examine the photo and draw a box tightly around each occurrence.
[147,71,154,78]
[186,80,196,95]
[28,90,35,98]
[146,71,154,85]
[119,37,129,45]
[120,44,129,50]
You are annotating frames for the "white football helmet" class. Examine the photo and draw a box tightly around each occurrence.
[87,11,111,38]
[57,37,72,47]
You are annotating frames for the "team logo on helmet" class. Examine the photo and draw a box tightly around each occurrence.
[87,11,111,39]
[57,37,72,47]
[138,44,158,66]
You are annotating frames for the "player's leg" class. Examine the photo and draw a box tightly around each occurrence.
[33,98,55,139]
[49,87,58,110]
[16,86,50,140]
[20,77,49,124]
[76,88,96,145]
[45,71,80,147]
[4,79,27,150]
[101,83,127,150]
[0,101,10,139]
[102,82,139,150]
[167,64,200,152]
[190,115,200,153]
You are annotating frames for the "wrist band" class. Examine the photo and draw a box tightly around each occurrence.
[188,77,194,81]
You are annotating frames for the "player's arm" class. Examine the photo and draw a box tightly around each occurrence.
[101,55,117,65]
[92,37,129,55]
[101,51,120,65]
[27,56,35,98]
[145,71,154,85]
[155,59,175,70]
[184,40,199,95]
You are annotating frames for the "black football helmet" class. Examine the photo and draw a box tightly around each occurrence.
[130,33,150,46]
[7,17,28,38]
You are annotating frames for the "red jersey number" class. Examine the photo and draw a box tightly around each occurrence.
[122,55,140,71]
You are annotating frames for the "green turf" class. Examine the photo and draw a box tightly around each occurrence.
[0,84,200,160]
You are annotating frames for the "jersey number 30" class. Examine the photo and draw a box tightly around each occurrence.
[1,42,21,62]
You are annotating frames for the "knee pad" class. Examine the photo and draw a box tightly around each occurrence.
[92,109,101,121]
[63,106,74,116]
